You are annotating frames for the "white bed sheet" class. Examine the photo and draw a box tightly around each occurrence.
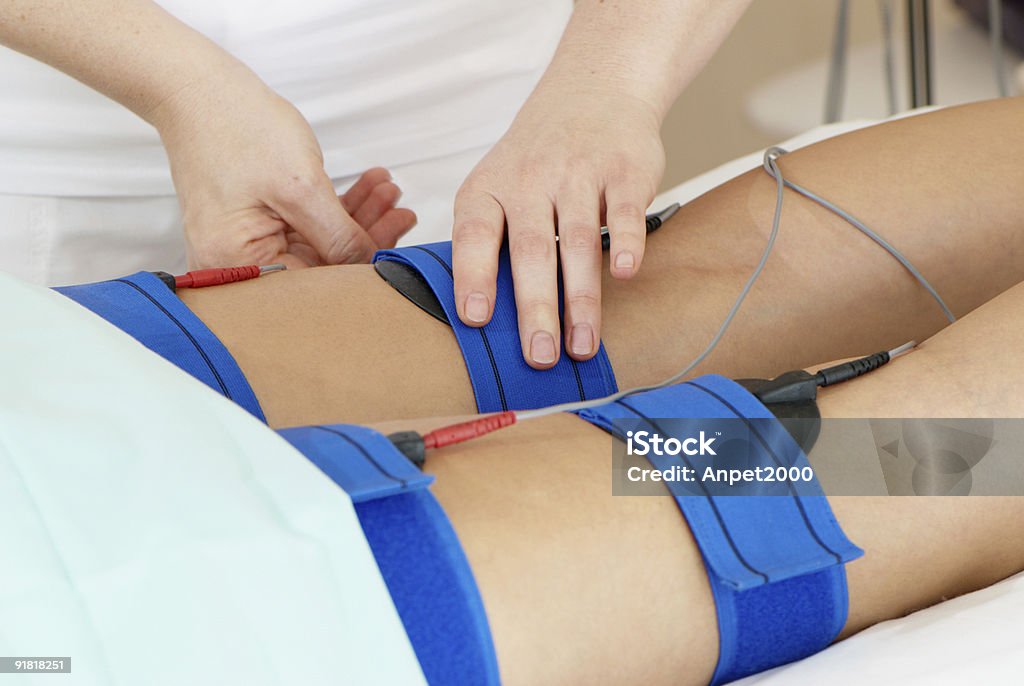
[0,273,426,685]
[654,115,1024,685]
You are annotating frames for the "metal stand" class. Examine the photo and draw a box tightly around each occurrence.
[907,0,934,107]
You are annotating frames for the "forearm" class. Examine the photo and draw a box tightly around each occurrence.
[0,0,258,128]
[535,0,752,119]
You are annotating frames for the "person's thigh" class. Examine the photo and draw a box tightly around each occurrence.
[181,97,1024,427]
[373,281,1024,684]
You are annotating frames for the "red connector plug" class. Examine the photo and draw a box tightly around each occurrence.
[421,411,518,450]
[152,264,286,292]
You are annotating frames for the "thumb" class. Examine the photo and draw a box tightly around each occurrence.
[273,170,377,264]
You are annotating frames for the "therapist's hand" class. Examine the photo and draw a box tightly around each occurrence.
[452,86,664,368]
[155,75,415,269]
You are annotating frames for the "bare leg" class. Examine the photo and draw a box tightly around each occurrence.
[180,97,1024,427]
[368,280,1024,685]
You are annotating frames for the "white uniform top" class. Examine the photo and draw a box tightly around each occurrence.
[0,270,428,684]
[0,0,572,197]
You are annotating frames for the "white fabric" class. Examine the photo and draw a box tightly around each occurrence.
[0,0,570,284]
[0,272,426,685]
[0,0,570,198]
[656,112,1024,685]
[734,571,1024,685]
[0,144,485,286]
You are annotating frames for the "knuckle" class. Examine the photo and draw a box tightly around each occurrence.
[282,168,326,202]
[564,156,592,177]
[453,218,499,246]
[565,290,600,311]
[514,159,543,184]
[509,231,554,264]
[459,165,498,192]
[558,223,600,256]
[326,230,369,264]
[608,202,644,227]
[454,183,482,205]
[517,296,557,319]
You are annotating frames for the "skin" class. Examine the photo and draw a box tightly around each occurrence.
[452,0,755,368]
[1,0,752,301]
[180,97,1024,429]
[0,0,416,268]
[362,280,1024,684]
[176,99,1024,683]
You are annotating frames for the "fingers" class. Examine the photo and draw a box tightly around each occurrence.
[452,191,504,328]
[507,201,560,369]
[340,168,416,248]
[274,168,376,264]
[605,181,650,280]
[186,212,290,269]
[556,187,603,361]
[283,229,322,267]
[340,167,393,215]
[353,181,401,229]
[368,208,417,249]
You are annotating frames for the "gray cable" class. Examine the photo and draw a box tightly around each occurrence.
[990,0,1010,97]
[517,147,954,421]
[826,0,851,123]
[767,146,955,323]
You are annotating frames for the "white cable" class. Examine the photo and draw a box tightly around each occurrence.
[888,340,918,359]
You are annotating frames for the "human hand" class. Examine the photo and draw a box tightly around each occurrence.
[155,74,415,269]
[452,86,665,368]
[284,166,418,267]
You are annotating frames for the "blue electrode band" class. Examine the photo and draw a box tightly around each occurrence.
[279,424,499,686]
[56,272,266,421]
[574,375,863,684]
[374,242,618,413]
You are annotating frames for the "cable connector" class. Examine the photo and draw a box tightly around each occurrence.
[422,411,517,450]
[151,264,286,292]
[815,352,889,387]
[385,411,518,470]
[386,430,427,469]
[174,264,286,290]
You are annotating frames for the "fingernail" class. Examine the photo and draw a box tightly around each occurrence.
[465,292,489,323]
[530,331,557,365]
[615,251,635,272]
[570,324,594,356]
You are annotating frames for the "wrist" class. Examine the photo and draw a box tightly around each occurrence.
[520,74,665,133]
[145,52,269,137]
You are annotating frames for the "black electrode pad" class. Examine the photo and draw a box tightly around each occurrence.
[375,259,450,325]
[736,377,822,454]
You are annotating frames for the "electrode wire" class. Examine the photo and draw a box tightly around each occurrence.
[516,149,790,421]
[516,147,954,422]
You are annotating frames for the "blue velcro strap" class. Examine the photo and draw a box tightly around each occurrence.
[55,272,266,422]
[279,424,500,686]
[279,424,434,503]
[575,375,863,684]
[374,242,618,413]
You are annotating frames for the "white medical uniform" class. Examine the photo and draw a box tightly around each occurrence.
[0,0,572,285]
